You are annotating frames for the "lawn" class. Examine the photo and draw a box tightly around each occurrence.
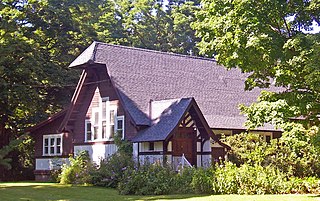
[0,182,319,201]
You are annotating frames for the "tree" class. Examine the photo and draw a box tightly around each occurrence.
[193,1,319,130]
[0,0,103,179]
[0,0,201,179]
[108,0,200,55]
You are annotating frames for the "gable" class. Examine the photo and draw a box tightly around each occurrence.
[69,42,279,131]
[132,98,214,142]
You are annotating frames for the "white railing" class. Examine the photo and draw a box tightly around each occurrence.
[174,153,192,172]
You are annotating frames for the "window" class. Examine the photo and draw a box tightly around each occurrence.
[93,109,99,140]
[265,135,271,143]
[101,98,108,139]
[85,97,125,141]
[43,134,63,156]
[116,116,125,139]
[149,142,154,151]
[85,120,92,141]
[109,109,115,139]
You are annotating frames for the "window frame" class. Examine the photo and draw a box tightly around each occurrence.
[43,134,63,156]
[85,96,125,142]
[116,115,125,140]
[85,119,92,142]
[108,105,117,139]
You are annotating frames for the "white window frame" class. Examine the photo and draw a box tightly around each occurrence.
[85,96,125,142]
[43,134,63,156]
[101,97,109,140]
[108,105,117,140]
[85,119,92,142]
[116,115,125,140]
[92,107,100,141]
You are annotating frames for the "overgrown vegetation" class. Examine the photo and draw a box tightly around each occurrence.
[56,130,320,195]
[57,141,320,195]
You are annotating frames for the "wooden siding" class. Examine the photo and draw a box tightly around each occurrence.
[33,115,72,158]
[71,66,137,144]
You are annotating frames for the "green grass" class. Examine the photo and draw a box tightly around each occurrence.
[0,182,319,201]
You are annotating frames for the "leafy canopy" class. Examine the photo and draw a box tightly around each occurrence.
[193,0,320,128]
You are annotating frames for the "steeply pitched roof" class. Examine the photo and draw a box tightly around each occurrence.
[70,41,277,131]
[132,98,193,142]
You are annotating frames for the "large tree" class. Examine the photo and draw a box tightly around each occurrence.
[0,0,103,179]
[193,0,320,129]
[0,0,200,179]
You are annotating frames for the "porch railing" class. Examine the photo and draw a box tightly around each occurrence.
[174,153,192,172]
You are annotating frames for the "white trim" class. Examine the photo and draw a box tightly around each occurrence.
[74,144,118,164]
[108,104,118,139]
[42,134,63,156]
[85,96,124,142]
[92,107,100,140]
[85,119,91,142]
[116,115,125,139]
[36,158,69,170]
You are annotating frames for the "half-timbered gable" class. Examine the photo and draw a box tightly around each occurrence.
[30,41,280,181]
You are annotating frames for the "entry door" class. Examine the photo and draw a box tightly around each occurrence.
[172,128,196,166]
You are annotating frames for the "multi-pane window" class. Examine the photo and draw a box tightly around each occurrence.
[93,109,99,140]
[43,134,63,156]
[109,109,115,139]
[85,97,124,141]
[85,120,92,141]
[101,98,108,139]
[116,116,125,139]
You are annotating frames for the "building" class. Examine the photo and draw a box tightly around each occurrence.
[30,42,280,181]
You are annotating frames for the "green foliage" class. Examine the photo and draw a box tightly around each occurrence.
[193,0,319,137]
[174,167,195,193]
[118,163,177,195]
[223,131,320,178]
[1,0,200,178]
[0,135,27,170]
[91,152,134,188]
[288,177,320,194]
[59,151,94,185]
[191,167,213,194]
[113,134,133,155]
[211,162,290,194]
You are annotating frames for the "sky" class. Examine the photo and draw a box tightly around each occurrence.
[307,21,320,33]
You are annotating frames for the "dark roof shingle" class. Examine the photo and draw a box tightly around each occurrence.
[71,42,277,131]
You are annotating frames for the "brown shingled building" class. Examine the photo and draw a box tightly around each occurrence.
[30,42,281,181]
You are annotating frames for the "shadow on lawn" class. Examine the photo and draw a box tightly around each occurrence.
[124,194,207,201]
[0,183,207,201]
[308,195,320,198]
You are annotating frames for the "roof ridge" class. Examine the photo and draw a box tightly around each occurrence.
[152,97,193,103]
[94,41,216,62]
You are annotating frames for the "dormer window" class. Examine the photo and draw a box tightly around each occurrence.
[85,97,124,141]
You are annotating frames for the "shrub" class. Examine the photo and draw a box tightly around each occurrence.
[118,163,176,195]
[191,167,214,194]
[90,152,134,188]
[288,177,320,194]
[224,128,320,178]
[59,151,93,184]
[174,167,195,193]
